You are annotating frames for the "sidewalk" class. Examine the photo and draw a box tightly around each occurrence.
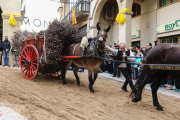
[82,70,180,98]
[0,103,27,120]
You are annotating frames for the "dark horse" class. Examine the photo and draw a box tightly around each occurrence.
[131,43,180,111]
[62,23,111,93]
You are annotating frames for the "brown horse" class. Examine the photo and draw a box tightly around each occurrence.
[131,43,180,111]
[62,23,111,93]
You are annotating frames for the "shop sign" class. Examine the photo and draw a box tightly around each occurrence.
[156,20,180,34]
[131,30,140,39]
[23,17,49,27]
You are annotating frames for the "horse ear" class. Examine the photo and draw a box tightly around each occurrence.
[105,25,111,32]
[96,22,101,30]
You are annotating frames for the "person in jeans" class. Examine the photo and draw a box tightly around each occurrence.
[11,48,20,67]
[0,40,3,64]
[2,36,11,67]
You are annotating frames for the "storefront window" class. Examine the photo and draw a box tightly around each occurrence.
[160,36,179,43]
[79,25,87,36]
[160,0,178,7]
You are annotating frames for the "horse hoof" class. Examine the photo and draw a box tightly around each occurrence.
[156,106,163,111]
[90,90,94,93]
[63,82,67,85]
[132,98,140,103]
[77,83,80,86]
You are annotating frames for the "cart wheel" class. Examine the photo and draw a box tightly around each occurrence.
[20,45,39,80]
[50,71,61,78]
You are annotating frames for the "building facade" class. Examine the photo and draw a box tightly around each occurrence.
[59,0,180,48]
[0,0,24,65]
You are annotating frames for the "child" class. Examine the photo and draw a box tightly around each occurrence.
[131,50,137,80]
[133,53,142,79]
[166,75,173,90]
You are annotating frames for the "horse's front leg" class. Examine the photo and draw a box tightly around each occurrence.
[73,66,80,86]
[92,69,98,86]
[151,73,167,111]
[88,68,94,93]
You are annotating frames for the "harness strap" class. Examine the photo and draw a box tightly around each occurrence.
[73,43,80,56]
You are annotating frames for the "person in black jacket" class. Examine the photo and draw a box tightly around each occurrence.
[142,43,152,57]
[0,39,3,64]
[105,43,136,92]
[2,36,11,67]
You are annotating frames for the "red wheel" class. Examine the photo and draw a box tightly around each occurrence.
[50,71,61,78]
[20,45,39,80]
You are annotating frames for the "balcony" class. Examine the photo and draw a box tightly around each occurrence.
[62,0,90,22]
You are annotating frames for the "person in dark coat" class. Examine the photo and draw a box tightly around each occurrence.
[0,39,3,64]
[142,43,152,57]
[105,43,136,92]
[2,36,11,67]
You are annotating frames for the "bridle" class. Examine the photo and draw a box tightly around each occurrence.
[96,29,108,45]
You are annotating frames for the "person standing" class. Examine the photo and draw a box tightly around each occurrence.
[142,43,152,57]
[0,40,3,64]
[2,36,11,67]
[105,43,136,92]
[11,48,20,67]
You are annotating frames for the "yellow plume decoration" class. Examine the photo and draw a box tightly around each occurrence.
[116,8,132,24]
[3,12,21,25]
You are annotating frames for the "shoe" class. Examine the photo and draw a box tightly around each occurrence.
[112,75,116,77]
[13,64,16,67]
[117,76,120,78]
[17,64,19,67]
[7,64,10,67]
[121,86,129,92]
[131,78,135,80]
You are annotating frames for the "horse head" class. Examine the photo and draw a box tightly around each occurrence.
[95,22,111,56]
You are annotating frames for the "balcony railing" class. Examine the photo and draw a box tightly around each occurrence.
[62,0,90,22]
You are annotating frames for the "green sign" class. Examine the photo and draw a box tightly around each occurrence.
[156,20,180,34]
[131,30,140,39]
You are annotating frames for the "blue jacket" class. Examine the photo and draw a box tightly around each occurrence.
[134,58,142,67]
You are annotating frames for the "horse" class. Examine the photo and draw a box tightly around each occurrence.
[130,43,180,111]
[62,22,111,93]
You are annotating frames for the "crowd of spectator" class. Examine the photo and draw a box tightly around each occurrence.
[100,42,180,92]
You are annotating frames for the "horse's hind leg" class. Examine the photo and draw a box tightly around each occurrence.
[73,66,80,86]
[62,60,72,85]
[151,73,167,111]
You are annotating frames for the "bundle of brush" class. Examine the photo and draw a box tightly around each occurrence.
[44,19,82,65]
[11,30,36,53]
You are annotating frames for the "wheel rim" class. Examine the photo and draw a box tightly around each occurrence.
[20,45,39,80]
[50,71,61,78]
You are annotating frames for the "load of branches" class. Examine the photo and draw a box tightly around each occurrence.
[11,30,36,53]
[11,19,82,74]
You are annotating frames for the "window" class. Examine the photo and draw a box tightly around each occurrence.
[159,0,178,7]
[132,3,141,18]
[79,25,87,36]
[160,35,180,43]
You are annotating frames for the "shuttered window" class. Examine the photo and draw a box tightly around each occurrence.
[132,3,141,18]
